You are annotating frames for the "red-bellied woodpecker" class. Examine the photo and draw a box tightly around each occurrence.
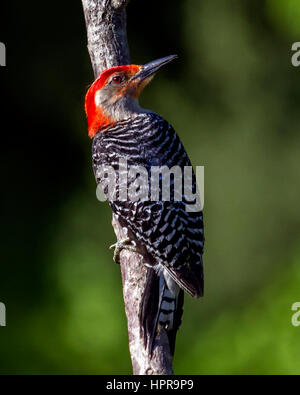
[85,55,204,355]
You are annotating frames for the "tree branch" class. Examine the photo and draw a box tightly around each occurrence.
[112,216,173,375]
[82,0,130,78]
[81,0,173,375]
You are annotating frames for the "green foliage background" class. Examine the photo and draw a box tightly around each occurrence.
[0,0,300,374]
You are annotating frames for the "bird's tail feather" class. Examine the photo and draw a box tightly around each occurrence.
[168,289,184,355]
[140,267,162,355]
[140,267,184,356]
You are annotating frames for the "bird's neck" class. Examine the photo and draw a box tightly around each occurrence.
[89,97,152,138]
[110,96,150,121]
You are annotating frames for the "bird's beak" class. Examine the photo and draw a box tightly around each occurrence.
[131,55,178,83]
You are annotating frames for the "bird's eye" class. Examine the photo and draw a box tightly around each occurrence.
[112,76,122,84]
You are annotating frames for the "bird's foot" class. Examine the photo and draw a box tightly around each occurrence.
[109,237,138,265]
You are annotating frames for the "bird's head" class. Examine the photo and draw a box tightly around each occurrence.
[85,55,177,138]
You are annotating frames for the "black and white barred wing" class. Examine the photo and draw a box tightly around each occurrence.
[121,198,204,298]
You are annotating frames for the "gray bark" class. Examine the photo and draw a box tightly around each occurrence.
[81,0,173,375]
[81,0,130,78]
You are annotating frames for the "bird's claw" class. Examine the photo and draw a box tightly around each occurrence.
[110,237,138,265]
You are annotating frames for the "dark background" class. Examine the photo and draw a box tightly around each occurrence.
[0,0,300,374]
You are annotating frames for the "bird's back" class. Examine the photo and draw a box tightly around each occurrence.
[92,112,204,297]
